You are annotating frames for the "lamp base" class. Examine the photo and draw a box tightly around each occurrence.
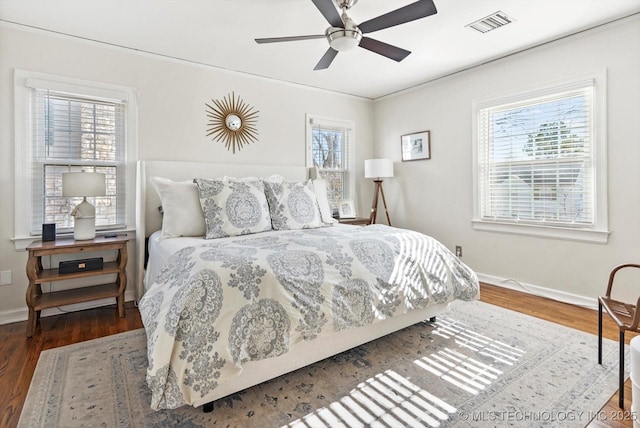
[72,199,97,240]
[73,217,96,240]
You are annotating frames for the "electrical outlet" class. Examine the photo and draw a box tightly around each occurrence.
[455,246,462,258]
[0,270,12,285]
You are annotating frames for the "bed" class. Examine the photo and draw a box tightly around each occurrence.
[135,160,479,411]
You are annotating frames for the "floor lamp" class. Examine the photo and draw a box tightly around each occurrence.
[364,158,394,226]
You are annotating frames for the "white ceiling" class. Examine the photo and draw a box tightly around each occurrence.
[1,0,638,99]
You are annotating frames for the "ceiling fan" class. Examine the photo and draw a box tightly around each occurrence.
[255,0,437,70]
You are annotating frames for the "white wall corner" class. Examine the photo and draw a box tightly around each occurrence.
[478,272,598,310]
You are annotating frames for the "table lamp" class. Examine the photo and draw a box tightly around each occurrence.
[364,158,394,225]
[62,172,106,240]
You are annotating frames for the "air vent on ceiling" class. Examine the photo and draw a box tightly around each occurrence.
[466,11,514,34]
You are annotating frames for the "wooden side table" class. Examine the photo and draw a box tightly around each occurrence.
[339,217,371,226]
[25,235,129,337]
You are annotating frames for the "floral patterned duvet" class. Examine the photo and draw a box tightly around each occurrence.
[139,224,479,410]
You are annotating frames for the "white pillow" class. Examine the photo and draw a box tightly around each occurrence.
[263,179,325,230]
[311,178,338,225]
[150,177,206,240]
[194,178,272,239]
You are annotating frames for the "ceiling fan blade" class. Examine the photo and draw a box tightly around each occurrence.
[255,35,325,44]
[358,0,437,34]
[311,0,344,28]
[359,37,411,62]
[314,47,339,70]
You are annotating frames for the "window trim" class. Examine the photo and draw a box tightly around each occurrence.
[13,70,138,250]
[305,113,356,205]
[471,69,609,244]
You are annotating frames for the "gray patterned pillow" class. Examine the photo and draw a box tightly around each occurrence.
[194,178,272,239]
[263,180,324,230]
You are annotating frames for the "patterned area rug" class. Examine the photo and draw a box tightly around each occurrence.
[19,300,626,428]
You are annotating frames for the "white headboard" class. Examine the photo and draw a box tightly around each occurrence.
[135,160,309,301]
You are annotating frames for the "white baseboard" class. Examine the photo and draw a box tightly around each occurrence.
[1,276,596,325]
[478,272,598,310]
[0,289,136,326]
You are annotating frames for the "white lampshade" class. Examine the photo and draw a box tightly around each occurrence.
[364,159,394,179]
[62,172,106,197]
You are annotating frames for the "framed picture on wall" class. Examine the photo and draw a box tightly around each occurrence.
[338,200,356,219]
[401,130,431,161]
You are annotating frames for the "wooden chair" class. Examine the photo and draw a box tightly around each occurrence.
[598,263,640,408]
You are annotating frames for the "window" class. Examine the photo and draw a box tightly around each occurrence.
[14,70,137,249]
[306,115,355,208]
[472,70,608,243]
[33,90,125,231]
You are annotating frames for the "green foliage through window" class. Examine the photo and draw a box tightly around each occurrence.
[478,87,593,226]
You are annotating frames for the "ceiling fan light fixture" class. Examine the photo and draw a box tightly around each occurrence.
[326,26,362,51]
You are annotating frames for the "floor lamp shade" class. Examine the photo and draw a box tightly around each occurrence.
[62,172,106,240]
[364,158,394,179]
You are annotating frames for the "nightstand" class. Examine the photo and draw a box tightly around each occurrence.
[25,235,129,337]
[339,217,371,226]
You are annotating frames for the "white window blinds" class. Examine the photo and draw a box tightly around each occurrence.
[29,87,127,234]
[477,83,595,228]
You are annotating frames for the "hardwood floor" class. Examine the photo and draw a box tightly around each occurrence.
[480,284,638,428]
[0,284,635,427]
[0,302,143,428]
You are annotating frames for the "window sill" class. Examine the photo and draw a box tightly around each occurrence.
[471,219,609,244]
[12,228,136,251]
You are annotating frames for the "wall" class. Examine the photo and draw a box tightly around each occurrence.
[0,24,374,323]
[372,16,640,305]
[2,17,637,324]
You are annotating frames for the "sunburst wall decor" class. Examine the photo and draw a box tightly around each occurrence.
[205,92,259,153]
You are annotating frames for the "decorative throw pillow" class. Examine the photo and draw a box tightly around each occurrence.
[194,178,272,239]
[311,178,338,225]
[150,177,206,239]
[263,180,324,230]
